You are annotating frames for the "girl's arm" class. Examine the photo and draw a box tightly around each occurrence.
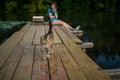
[49,8,58,19]
[49,12,58,19]
[49,13,54,18]
[55,12,58,18]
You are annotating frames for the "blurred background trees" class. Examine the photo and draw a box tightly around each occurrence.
[0,0,119,13]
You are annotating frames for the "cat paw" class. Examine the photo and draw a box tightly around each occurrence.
[46,54,50,58]
[43,56,46,60]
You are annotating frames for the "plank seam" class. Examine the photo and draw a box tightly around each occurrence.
[11,47,25,80]
[54,27,89,80]
[17,24,31,46]
[0,24,30,70]
[54,28,64,44]
[47,58,52,80]
[54,45,70,80]
[30,46,36,80]
[32,25,38,45]
[59,26,82,44]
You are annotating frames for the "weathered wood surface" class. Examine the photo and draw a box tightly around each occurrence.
[55,25,111,80]
[32,45,49,80]
[60,25,83,44]
[0,23,111,80]
[48,45,68,80]
[79,42,94,48]
[0,24,30,69]
[105,69,120,80]
[32,16,44,22]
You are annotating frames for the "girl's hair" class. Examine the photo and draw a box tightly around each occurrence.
[50,2,57,9]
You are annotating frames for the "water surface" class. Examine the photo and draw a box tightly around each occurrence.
[60,11,120,69]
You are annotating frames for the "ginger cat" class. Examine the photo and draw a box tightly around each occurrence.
[41,32,54,59]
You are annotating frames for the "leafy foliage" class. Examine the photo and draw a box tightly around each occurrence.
[0,0,119,13]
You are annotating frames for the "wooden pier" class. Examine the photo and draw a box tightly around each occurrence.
[0,23,111,80]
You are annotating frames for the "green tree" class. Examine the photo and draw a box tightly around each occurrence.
[0,0,119,13]
[5,1,18,13]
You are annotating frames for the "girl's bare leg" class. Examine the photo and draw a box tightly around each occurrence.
[52,20,74,31]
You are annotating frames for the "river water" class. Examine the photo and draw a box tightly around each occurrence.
[0,11,120,69]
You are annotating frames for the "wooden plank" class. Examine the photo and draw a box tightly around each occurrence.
[71,30,83,37]
[32,46,49,80]
[32,16,44,22]
[60,25,83,44]
[0,46,24,80]
[33,24,39,45]
[44,25,62,44]
[53,26,62,44]
[11,24,36,79]
[44,24,49,34]
[13,45,34,80]
[56,44,87,80]
[19,23,31,32]
[0,23,37,80]
[79,42,94,48]
[0,24,30,69]
[0,23,36,80]
[20,24,37,46]
[0,23,30,79]
[105,69,120,76]
[38,24,46,36]
[33,25,45,45]
[71,30,83,34]
[55,26,111,80]
[48,45,68,80]
[51,43,78,80]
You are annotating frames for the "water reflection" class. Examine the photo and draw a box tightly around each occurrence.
[87,47,120,69]
[0,11,120,69]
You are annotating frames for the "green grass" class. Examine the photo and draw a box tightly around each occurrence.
[0,21,25,29]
